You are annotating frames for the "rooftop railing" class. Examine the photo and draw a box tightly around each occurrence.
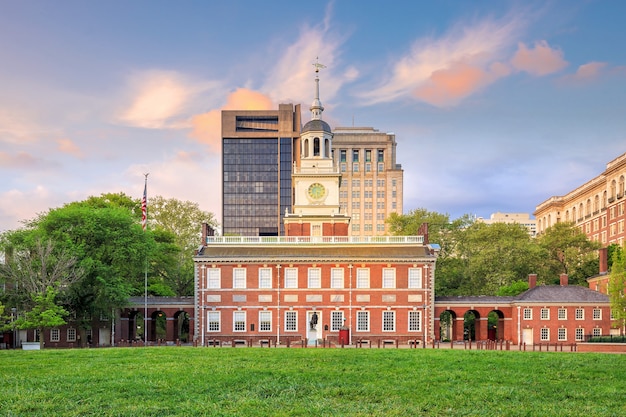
[206,235,424,245]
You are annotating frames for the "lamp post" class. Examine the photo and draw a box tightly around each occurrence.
[11,307,17,349]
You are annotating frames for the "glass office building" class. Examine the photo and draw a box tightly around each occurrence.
[221,105,300,236]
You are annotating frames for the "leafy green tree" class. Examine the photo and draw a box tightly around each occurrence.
[35,201,155,345]
[537,222,601,285]
[147,196,218,296]
[456,222,543,295]
[608,246,626,332]
[496,280,530,296]
[14,287,69,349]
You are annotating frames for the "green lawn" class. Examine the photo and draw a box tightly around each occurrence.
[1,347,625,416]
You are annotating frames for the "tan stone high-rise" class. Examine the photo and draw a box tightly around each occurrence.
[332,127,403,236]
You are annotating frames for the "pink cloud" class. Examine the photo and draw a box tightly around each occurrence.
[413,61,510,107]
[0,151,45,169]
[57,138,84,158]
[511,40,568,76]
[189,88,274,153]
[562,61,608,84]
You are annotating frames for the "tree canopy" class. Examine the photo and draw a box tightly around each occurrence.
[388,209,602,296]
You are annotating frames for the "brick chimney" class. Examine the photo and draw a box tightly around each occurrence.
[201,223,215,245]
[560,273,568,286]
[599,247,608,275]
[528,274,537,289]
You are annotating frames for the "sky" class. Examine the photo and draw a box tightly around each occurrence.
[2,0,626,233]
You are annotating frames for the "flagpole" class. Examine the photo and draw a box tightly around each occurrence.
[142,173,149,346]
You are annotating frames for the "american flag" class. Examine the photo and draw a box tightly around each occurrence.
[141,180,147,231]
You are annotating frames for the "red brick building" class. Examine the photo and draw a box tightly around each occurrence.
[434,273,613,345]
[192,69,439,347]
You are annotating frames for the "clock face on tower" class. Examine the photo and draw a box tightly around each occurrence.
[308,182,326,200]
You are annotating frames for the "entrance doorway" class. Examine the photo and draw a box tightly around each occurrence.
[306,311,322,345]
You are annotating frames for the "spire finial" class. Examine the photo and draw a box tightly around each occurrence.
[310,57,325,120]
[313,56,326,74]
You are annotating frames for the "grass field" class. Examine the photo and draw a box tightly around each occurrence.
[1,347,625,416]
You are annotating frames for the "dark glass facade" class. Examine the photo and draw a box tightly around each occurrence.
[222,138,293,236]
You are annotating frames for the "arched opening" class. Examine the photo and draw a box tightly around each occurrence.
[324,138,330,158]
[439,310,456,341]
[174,311,190,343]
[463,310,480,341]
[313,137,320,156]
[152,310,167,342]
[129,311,144,342]
[303,139,309,158]
[488,310,505,340]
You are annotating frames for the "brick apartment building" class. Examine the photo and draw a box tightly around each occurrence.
[535,152,626,246]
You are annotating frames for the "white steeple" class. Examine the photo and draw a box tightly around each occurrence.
[311,58,326,121]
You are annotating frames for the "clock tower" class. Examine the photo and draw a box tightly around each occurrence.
[284,61,350,237]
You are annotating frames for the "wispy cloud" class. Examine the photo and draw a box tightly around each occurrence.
[510,40,568,76]
[0,186,54,232]
[559,61,608,84]
[57,138,84,159]
[261,2,357,107]
[359,15,524,107]
[118,70,216,129]
[0,151,53,169]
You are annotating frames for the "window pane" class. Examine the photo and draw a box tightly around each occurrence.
[259,311,272,332]
[308,268,321,288]
[285,311,297,331]
[357,311,369,332]
[259,268,272,289]
[408,268,422,288]
[207,268,221,289]
[331,311,344,331]
[356,268,369,288]
[331,268,344,289]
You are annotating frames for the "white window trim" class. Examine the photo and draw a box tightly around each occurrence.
[284,268,298,289]
[593,309,602,320]
[540,328,549,341]
[258,267,272,289]
[331,311,344,332]
[330,268,344,289]
[50,328,60,342]
[233,311,246,332]
[558,308,567,320]
[207,311,221,332]
[382,311,395,332]
[575,309,584,320]
[523,308,532,320]
[259,311,272,332]
[233,268,247,289]
[382,268,396,289]
[207,268,221,289]
[408,268,422,289]
[558,328,567,341]
[540,308,550,320]
[308,268,321,289]
[67,328,77,342]
[408,311,421,332]
[356,268,370,289]
[356,311,370,332]
[284,311,298,332]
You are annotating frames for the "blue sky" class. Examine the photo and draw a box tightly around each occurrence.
[2,0,626,232]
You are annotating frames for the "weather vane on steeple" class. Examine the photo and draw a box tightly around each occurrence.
[313,57,326,74]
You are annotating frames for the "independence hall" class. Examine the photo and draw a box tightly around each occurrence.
[193,69,438,347]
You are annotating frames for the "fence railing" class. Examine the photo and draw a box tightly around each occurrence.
[585,334,626,343]
[206,235,425,245]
